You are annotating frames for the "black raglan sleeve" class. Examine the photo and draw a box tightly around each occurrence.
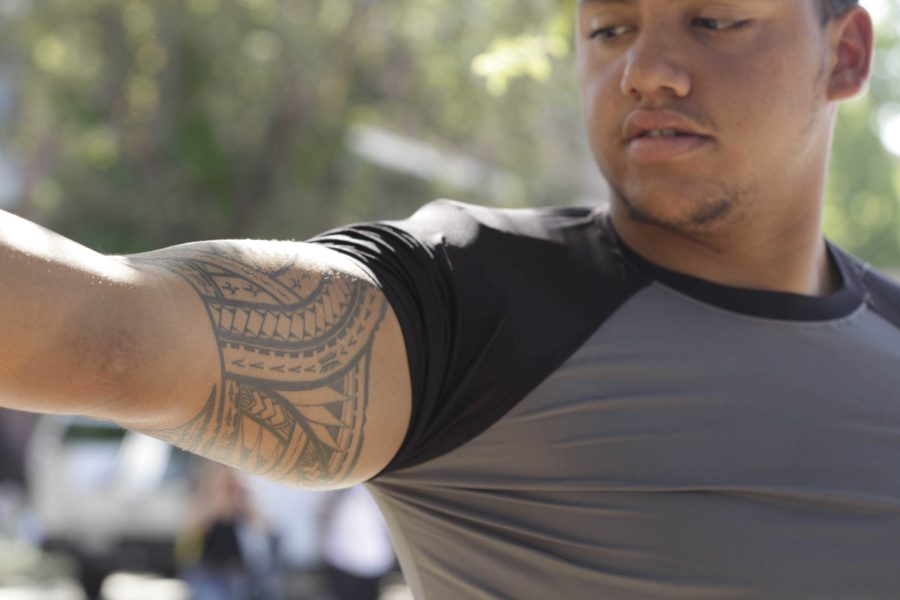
[309,200,644,475]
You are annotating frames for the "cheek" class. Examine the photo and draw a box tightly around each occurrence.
[579,62,627,163]
[579,55,607,123]
[703,40,816,155]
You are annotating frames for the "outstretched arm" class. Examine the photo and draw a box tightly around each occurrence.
[0,210,411,488]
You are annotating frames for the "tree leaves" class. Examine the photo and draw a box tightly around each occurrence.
[0,0,897,266]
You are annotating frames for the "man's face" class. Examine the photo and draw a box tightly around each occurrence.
[577,0,835,233]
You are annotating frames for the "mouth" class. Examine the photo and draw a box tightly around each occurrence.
[627,133,713,163]
[634,129,696,140]
[623,112,715,162]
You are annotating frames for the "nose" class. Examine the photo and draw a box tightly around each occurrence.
[620,33,692,101]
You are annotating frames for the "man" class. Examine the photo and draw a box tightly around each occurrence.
[0,0,896,598]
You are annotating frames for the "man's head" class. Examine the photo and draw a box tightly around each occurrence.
[576,0,873,238]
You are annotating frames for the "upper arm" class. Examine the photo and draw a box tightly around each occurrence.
[116,240,411,489]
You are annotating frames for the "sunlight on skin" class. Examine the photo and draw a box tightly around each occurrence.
[0,211,135,283]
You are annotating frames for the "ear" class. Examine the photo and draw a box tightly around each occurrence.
[826,7,874,102]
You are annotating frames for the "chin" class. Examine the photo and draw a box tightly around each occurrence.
[613,181,747,234]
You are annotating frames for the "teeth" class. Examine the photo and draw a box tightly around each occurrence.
[644,129,679,138]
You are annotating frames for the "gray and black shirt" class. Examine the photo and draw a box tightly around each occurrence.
[313,200,900,600]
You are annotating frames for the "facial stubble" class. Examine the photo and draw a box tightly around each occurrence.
[608,174,752,237]
[606,58,828,240]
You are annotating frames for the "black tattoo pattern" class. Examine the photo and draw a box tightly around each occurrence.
[139,247,387,486]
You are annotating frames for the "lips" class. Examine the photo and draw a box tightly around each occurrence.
[622,110,714,162]
[623,110,712,143]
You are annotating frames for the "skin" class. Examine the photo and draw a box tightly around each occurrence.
[0,0,873,491]
[0,212,411,489]
[577,0,874,295]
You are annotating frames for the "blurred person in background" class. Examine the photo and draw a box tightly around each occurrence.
[1,1,900,599]
[0,409,52,587]
[178,463,276,600]
[321,486,395,600]
[0,408,40,544]
[0,408,38,486]
[241,477,331,598]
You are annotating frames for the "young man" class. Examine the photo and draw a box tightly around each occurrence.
[1,0,896,597]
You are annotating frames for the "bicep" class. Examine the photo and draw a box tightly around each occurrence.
[119,240,411,489]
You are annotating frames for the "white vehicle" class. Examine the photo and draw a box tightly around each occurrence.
[25,416,198,596]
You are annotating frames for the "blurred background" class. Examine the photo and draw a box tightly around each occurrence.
[0,0,898,598]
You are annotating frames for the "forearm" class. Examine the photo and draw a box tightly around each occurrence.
[0,209,142,416]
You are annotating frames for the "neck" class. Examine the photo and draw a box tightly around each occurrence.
[610,200,840,297]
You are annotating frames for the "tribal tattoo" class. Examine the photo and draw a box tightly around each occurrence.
[137,246,387,487]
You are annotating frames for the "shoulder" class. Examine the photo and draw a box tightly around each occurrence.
[861,267,900,328]
[831,245,900,328]
[397,199,600,245]
[312,198,639,312]
[392,200,633,286]
[322,201,651,473]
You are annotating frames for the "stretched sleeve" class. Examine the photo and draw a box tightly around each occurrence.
[309,200,643,475]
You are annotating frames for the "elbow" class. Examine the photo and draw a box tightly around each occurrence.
[57,296,152,420]
[82,323,144,411]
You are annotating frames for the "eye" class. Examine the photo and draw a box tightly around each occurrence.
[692,18,752,31]
[589,25,635,41]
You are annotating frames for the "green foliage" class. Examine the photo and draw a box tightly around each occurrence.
[1,0,578,252]
[826,0,900,266]
[1,0,898,267]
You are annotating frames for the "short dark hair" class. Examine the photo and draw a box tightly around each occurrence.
[816,0,860,22]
